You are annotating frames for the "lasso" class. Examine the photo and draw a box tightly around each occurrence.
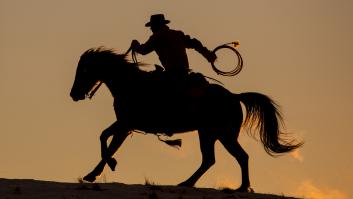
[211,41,243,76]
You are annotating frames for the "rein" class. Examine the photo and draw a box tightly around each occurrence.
[125,46,138,65]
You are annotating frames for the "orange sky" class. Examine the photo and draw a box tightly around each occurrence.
[1,1,352,198]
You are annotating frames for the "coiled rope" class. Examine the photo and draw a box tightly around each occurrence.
[211,41,243,76]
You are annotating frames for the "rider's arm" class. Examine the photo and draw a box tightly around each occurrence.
[184,34,216,63]
[132,36,155,55]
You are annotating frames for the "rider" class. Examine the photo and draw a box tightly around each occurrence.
[130,14,216,79]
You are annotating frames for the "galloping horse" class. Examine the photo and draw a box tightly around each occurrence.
[70,47,302,192]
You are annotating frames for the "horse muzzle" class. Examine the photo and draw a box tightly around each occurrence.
[70,91,85,102]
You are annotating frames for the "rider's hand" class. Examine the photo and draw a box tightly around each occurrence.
[131,40,140,50]
[207,51,217,63]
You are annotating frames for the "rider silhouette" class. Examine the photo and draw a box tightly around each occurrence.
[131,14,216,78]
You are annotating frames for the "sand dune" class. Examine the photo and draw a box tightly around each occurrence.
[0,178,300,199]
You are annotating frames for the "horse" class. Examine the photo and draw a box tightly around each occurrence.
[70,47,303,192]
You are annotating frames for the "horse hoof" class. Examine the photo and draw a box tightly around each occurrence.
[177,181,194,187]
[107,158,117,171]
[83,174,96,183]
[234,186,254,193]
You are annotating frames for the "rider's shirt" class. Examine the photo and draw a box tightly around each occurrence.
[135,27,209,75]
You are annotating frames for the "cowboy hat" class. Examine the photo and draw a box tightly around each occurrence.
[145,14,170,27]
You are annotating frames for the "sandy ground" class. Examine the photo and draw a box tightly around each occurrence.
[0,178,300,199]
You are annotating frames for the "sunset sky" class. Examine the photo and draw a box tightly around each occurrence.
[1,1,352,198]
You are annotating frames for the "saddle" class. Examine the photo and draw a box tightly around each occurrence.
[147,66,209,101]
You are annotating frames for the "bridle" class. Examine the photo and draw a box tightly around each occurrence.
[87,81,103,99]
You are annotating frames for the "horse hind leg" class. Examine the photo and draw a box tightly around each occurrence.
[178,130,217,187]
[219,131,252,192]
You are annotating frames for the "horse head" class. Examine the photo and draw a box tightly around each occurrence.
[70,47,121,101]
[70,48,100,101]
[70,47,137,101]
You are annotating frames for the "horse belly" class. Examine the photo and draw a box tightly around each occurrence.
[130,102,197,134]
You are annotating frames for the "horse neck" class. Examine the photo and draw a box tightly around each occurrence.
[101,63,138,98]
[101,72,123,98]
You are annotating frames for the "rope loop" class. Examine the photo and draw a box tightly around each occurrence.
[211,41,243,76]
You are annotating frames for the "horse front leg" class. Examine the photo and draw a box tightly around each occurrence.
[83,122,130,182]
[100,123,119,170]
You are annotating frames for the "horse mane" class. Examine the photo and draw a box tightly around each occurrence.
[80,46,149,85]
[81,46,129,64]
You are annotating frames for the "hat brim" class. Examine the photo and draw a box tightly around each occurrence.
[145,20,170,27]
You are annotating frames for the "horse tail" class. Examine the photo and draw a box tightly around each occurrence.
[237,92,303,156]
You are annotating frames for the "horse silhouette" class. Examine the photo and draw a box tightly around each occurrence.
[70,47,303,192]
